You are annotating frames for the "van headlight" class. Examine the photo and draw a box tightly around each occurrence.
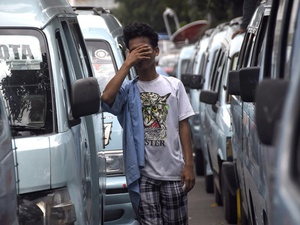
[18,188,76,225]
[104,150,124,176]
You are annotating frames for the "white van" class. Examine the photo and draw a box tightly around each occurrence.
[0,0,104,224]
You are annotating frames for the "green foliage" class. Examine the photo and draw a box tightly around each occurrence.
[112,0,243,33]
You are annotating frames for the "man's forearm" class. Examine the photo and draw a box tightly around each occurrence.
[101,62,131,105]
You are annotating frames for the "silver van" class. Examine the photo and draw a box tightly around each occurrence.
[73,6,139,225]
[254,0,300,224]
[182,28,214,181]
[199,17,243,224]
[0,0,104,224]
[227,1,272,224]
[0,89,18,225]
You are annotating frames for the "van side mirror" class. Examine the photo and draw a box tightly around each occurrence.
[239,67,260,102]
[71,77,100,119]
[255,79,288,145]
[181,73,204,89]
[227,70,240,95]
[200,90,218,105]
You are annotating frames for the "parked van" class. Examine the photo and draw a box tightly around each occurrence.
[182,24,229,194]
[253,0,300,224]
[199,17,243,224]
[196,22,230,199]
[182,28,215,180]
[0,0,104,224]
[0,86,18,225]
[182,29,213,177]
[182,28,214,189]
[227,1,272,224]
[73,6,139,225]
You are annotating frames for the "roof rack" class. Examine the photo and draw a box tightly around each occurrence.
[72,6,111,15]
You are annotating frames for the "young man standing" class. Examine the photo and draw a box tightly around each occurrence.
[101,22,195,225]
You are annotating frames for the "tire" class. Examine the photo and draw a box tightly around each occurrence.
[222,173,237,224]
[241,205,249,225]
[205,173,214,193]
[214,176,223,206]
[195,148,205,176]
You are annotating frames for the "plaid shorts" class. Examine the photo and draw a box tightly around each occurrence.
[138,175,188,225]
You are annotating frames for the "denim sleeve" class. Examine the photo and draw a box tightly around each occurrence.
[101,81,129,115]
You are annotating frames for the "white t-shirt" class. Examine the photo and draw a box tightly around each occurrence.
[137,75,195,181]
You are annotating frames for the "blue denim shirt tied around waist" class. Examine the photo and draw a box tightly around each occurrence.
[101,78,144,218]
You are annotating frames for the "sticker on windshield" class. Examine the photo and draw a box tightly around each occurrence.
[0,35,42,70]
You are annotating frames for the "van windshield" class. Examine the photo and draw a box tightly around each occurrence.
[85,40,117,93]
[0,30,53,135]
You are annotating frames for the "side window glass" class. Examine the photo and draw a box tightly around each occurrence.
[55,31,72,121]
[252,15,269,66]
[226,53,239,103]
[210,50,224,91]
[281,0,298,79]
[85,40,117,93]
[214,52,226,92]
[237,32,250,69]
[192,50,199,74]
[0,30,53,136]
[208,50,220,89]
[244,33,255,67]
[61,20,92,79]
[200,54,208,76]
[181,59,190,74]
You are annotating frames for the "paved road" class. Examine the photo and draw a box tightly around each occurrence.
[188,176,237,225]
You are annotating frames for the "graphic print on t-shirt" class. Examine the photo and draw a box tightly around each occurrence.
[140,92,170,146]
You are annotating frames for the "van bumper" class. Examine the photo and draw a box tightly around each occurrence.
[105,176,139,225]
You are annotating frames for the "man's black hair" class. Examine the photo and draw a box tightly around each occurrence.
[123,22,159,49]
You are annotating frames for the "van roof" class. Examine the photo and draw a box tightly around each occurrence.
[77,14,115,41]
[0,0,75,28]
[73,7,123,39]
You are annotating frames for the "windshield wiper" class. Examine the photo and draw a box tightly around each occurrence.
[11,125,45,131]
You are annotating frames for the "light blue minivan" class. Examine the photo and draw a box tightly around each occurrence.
[227,1,272,224]
[199,17,243,224]
[254,0,300,224]
[0,0,105,224]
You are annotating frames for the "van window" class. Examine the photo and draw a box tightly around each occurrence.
[62,20,93,79]
[251,15,269,66]
[210,50,225,91]
[56,31,73,122]
[181,59,191,74]
[0,29,53,136]
[200,53,208,76]
[85,40,117,93]
[275,0,299,79]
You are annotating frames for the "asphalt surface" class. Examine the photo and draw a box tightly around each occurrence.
[188,176,237,225]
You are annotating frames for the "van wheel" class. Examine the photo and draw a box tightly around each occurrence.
[204,166,214,193]
[222,173,237,224]
[241,205,249,225]
[195,148,204,176]
[214,177,223,206]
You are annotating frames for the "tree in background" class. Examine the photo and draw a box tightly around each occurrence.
[112,0,243,34]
